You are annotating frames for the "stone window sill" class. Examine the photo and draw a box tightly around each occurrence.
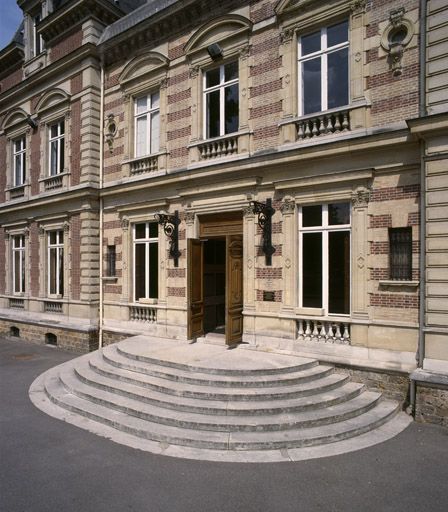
[102,276,118,283]
[379,280,419,289]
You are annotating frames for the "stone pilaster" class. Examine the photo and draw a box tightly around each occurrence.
[280,199,296,310]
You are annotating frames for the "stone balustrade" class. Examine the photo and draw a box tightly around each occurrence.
[296,108,351,140]
[198,134,238,160]
[10,186,25,199]
[297,318,351,345]
[44,175,63,191]
[130,305,157,323]
[44,301,63,313]
[129,154,158,175]
[9,298,24,309]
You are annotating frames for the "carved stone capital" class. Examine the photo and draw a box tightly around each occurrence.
[351,189,370,208]
[121,217,129,230]
[350,0,366,15]
[189,66,200,79]
[243,205,255,218]
[390,7,405,27]
[4,232,10,241]
[23,227,30,239]
[38,226,45,237]
[280,200,296,215]
[184,211,195,225]
[159,77,169,89]
[63,221,70,233]
[280,27,295,45]
[239,45,251,61]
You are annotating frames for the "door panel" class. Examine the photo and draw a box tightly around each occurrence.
[226,235,243,345]
[188,239,204,340]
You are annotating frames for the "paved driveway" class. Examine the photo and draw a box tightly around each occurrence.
[1,336,447,512]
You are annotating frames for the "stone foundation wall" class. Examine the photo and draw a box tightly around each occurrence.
[334,366,410,404]
[101,330,132,347]
[0,319,98,353]
[415,384,448,427]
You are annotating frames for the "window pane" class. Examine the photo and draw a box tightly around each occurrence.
[328,48,348,109]
[49,231,56,245]
[50,124,58,138]
[58,247,64,295]
[327,20,348,47]
[134,243,146,300]
[225,61,238,82]
[50,141,58,175]
[148,223,158,238]
[14,251,20,293]
[151,91,160,109]
[329,203,350,225]
[224,83,239,135]
[15,155,22,185]
[136,96,147,115]
[59,121,65,135]
[206,67,220,88]
[329,231,350,314]
[135,116,147,157]
[302,58,321,114]
[150,111,160,153]
[59,138,64,172]
[207,90,220,138]
[49,247,56,294]
[21,251,25,293]
[302,232,322,308]
[301,31,321,56]
[22,156,26,182]
[149,242,158,298]
[135,224,146,239]
[302,205,322,227]
[14,140,21,152]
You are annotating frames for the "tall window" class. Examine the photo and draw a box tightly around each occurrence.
[134,92,160,157]
[133,223,158,301]
[13,136,26,186]
[204,61,239,139]
[12,235,25,294]
[389,228,412,280]
[107,245,116,277]
[299,203,351,315]
[48,231,64,296]
[32,12,43,57]
[48,120,65,176]
[298,20,349,115]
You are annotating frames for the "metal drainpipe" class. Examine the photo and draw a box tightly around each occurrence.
[411,0,428,415]
[98,58,105,349]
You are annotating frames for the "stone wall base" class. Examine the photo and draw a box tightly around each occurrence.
[415,384,448,427]
[0,319,98,353]
[101,330,133,347]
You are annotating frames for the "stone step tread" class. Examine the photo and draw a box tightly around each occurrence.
[113,343,318,376]
[60,360,364,415]
[96,350,335,388]
[80,358,348,401]
[59,366,382,432]
[45,373,399,450]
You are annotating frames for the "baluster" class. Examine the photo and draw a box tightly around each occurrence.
[297,122,305,139]
[304,121,311,138]
[335,324,342,340]
[343,323,350,342]
[311,119,319,137]
[342,112,349,131]
[327,323,335,340]
[297,320,304,340]
[319,322,326,340]
[334,114,341,132]
[305,320,312,340]
[312,321,319,339]
[318,116,325,135]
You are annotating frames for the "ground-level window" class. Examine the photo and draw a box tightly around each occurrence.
[299,202,351,314]
[12,235,25,294]
[133,223,158,301]
[389,227,412,280]
[48,230,64,296]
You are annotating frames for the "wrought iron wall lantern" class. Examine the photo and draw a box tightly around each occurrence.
[249,198,276,266]
[155,210,181,267]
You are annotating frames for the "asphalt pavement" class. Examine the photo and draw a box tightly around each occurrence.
[1,336,447,512]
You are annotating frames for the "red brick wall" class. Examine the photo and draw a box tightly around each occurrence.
[370,293,418,308]
[70,100,81,186]
[30,128,41,196]
[70,215,81,300]
[70,73,83,95]
[0,68,22,94]
[256,289,282,302]
[50,29,83,63]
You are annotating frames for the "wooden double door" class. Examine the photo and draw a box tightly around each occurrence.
[188,213,243,346]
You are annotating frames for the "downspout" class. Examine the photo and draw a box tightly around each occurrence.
[98,57,105,349]
[411,0,427,414]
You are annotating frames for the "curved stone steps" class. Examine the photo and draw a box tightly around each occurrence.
[101,347,330,388]
[44,370,399,451]
[59,364,382,432]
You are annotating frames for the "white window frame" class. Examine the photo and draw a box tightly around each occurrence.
[31,12,44,58]
[203,61,239,139]
[298,203,351,315]
[298,22,350,116]
[47,230,64,297]
[134,92,160,158]
[48,120,65,176]
[133,222,158,302]
[12,235,26,295]
[12,136,26,187]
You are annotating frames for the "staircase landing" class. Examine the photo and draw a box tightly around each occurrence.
[29,336,412,463]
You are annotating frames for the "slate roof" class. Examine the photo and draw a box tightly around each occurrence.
[98,0,179,45]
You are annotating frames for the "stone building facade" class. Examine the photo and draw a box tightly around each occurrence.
[0,0,447,424]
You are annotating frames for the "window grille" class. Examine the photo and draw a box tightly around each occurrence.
[389,227,412,280]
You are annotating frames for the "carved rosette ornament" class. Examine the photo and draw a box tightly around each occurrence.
[351,189,370,208]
